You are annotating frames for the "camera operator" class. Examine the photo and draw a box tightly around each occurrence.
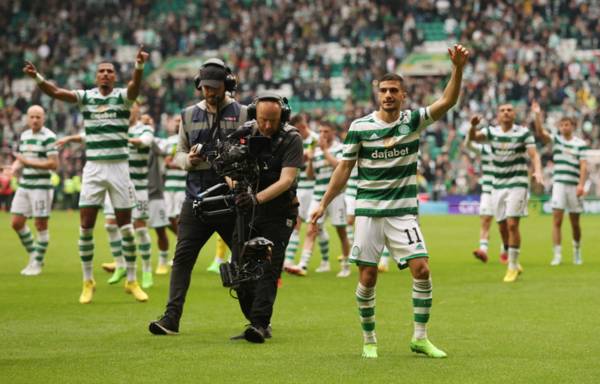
[149,58,248,335]
[231,94,303,343]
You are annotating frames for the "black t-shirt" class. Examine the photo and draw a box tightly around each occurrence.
[256,125,303,217]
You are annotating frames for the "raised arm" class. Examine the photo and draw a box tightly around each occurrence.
[428,44,470,122]
[531,101,551,145]
[23,61,78,103]
[127,46,149,101]
[468,115,487,142]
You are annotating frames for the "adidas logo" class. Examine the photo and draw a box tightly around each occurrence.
[370,133,379,140]
[415,243,424,250]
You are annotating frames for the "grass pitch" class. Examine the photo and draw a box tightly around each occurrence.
[1,210,599,383]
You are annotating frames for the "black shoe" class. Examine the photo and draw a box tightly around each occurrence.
[244,325,266,343]
[149,315,179,335]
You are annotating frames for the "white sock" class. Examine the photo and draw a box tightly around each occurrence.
[479,239,489,252]
[553,245,562,258]
[35,229,49,263]
[573,240,581,259]
[79,227,94,281]
[120,224,137,282]
[508,247,520,270]
[135,227,152,273]
[159,250,169,265]
[104,223,125,268]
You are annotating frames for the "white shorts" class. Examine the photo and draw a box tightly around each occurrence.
[350,215,428,266]
[309,194,346,226]
[148,199,169,228]
[551,183,583,213]
[165,191,185,219]
[79,161,135,210]
[345,195,356,216]
[479,192,493,217]
[492,187,528,222]
[104,188,147,220]
[10,188,54,218]
[297,188,313,222]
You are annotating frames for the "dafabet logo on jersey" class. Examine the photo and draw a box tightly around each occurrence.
[371,146,410,160]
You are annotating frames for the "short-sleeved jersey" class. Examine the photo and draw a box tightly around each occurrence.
[342,108,434,217]
[312,142,344,202]
[482,125,535,189]
[466,142,494,194]
[75,87,133,161]
[128,122,154,191]
[297,131,319,191]
[17,127,57,189]
[551,134,588,186]
[164,134,187,192]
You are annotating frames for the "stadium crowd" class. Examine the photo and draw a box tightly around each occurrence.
[1,0,599,206]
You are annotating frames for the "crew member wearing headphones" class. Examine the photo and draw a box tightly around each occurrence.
[149,58,248,335]
[230,94,303,343]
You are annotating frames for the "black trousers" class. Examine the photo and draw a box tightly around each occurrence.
[232,214,296,328]
[166,200,234,322]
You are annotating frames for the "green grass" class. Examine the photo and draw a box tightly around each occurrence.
[1,210,599,383]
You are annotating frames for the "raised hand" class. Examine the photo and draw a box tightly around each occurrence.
[23,61,38,78]
[470,115,481,127]
[448,44,470,68]
[136,45,149,65]
[531,101,541,116]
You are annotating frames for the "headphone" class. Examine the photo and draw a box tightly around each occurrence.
[247,93,291,125]
[194,58,237,92]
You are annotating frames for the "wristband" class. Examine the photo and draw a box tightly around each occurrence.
[35,73,45,84]
[135,62,145,70]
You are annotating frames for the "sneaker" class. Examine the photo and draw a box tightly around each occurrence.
[79,279,96,304]
[101,262,116,273]
[207,258,223,274]
[284,264,306,276]
[107,267,127,284]
[244,325,266,343]
[410,338,447,358]
[378,260,389,273]
[503,268,520,283]
[336,263,351,278]
[149,315,179,335]
[21,260,43,276]
[473,249,489,263]
[124,281,149,302]
[155,264,169,275]
[499,251,508,264]
[315,261,331,273]
[142,271,154,289]
[362,343,378,358]
[550,255,562,266]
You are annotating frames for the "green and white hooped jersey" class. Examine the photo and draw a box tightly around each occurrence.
[297,131,319,190]
[482,125,535,189]
[468,142,494,194]
[312,142,344,202]
[17,127,57,189]
[128,122,154,191]
[75,87,133,161]
[552,134,588,186]
[342,108,434,217]
[164,134,187,192]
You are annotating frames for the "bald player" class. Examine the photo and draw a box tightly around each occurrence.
[10,105,58,276]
